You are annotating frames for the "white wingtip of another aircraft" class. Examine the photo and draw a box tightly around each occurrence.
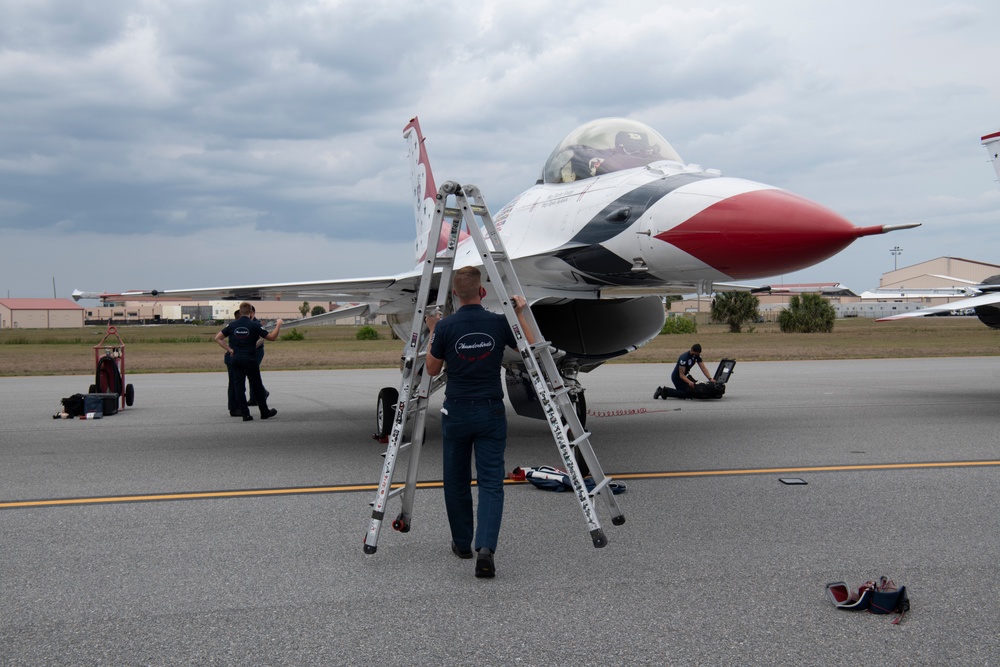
[880,223,922,233]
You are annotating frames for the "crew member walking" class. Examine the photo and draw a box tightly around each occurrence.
[425,266,534,578]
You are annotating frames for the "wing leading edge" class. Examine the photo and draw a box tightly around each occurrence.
[876,291,1000,322]
[73,270,423,317]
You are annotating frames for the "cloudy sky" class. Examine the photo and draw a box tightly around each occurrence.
[3,0,999,301]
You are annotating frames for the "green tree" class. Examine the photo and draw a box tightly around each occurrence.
[710,291,761,333]
[660,316,697,335]
[356,325,381,341]
[310,305,326,316]
[778,293,836,333]
[299,301,310,318]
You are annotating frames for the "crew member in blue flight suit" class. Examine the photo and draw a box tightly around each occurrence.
[215,302,283,421]
[425,266,534,579]
[654,343,716,399]
[224,308,241,416]
[246,305,269,407]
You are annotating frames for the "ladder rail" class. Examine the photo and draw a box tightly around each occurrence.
[364,189,458,553]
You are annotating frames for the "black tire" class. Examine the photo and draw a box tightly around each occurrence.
[376,387,399,438]
[125,384,135,407]
[89,384,98,394]
[572,391,587,429]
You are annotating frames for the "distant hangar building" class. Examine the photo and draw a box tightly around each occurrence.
[0,299,85,329]
[868,257,1000,295]
[670,256,1000,321]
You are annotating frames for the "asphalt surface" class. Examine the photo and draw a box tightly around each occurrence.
[2,358,999,666]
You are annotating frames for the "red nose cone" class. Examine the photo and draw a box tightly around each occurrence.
[658,188,859,279]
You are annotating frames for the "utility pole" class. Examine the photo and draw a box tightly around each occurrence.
[890,246,902,271]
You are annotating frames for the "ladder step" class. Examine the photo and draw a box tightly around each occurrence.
[369,485,405,506]
[587,476,612,496]
[548,385,572,401]
[381,441,411,458]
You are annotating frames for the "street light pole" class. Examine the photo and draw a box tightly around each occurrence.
[890,246,902,271]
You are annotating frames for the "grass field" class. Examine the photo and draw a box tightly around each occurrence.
[0,317,996,376]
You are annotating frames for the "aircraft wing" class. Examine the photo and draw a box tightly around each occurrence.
[875,292,1000,321]
[73,270,425,317]
[288,302,376,325]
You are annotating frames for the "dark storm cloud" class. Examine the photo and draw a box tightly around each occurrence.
[1,0,998,298]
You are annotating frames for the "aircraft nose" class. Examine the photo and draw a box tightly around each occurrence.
[657,185,864,279]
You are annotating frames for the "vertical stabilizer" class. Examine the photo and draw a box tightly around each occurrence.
[982,130,1000,186]
[404,117,439,264]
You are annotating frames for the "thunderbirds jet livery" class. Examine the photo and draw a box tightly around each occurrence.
[76,117,916,419]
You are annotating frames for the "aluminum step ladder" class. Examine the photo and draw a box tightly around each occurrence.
[363,181,624,555]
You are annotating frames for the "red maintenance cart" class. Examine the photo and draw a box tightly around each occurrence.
[90,324,135,411]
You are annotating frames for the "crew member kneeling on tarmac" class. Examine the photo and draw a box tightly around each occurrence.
[654,343,716,399]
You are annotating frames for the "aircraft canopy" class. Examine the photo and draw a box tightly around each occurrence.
[541,118,682,184]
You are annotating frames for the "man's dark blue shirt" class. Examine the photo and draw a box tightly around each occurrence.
[221,316,268,361]
[430,304,516,401]
[671,350,702,385]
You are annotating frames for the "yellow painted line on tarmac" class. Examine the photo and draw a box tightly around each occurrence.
[2,460,998,510]
[0,481,445,510]
[610,460,1000,480]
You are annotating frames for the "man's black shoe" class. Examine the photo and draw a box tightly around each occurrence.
[242,415,253,421]
[475,549,495,578]
[653,387,664,400]
[451,542,473,560]
[230,410,242,417]
[260,408,277,419]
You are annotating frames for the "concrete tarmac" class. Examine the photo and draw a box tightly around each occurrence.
[2,358,999,666]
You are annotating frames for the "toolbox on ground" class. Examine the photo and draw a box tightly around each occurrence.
[85,393,119,416]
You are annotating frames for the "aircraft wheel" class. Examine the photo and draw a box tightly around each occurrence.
[89,384,98,394]
[376,387,399,439]
[572,391,587,428]
[125,384,135,407]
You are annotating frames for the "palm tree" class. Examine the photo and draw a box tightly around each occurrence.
[778,293,835,333]
[299,301,310,318]
[710,291,761,333]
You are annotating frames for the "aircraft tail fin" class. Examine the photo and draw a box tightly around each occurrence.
[404,117,470,264]
[982,130,1000,187]
[404,117,440,264]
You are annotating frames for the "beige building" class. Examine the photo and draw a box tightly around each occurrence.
[82,298,314,325]
[0,299,85,329]
[668,257,1000,321]
[871,257,1000,297]
[671,284,864,322]
[81,297,385,326]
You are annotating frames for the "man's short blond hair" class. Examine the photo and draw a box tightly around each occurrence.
[239,302,253,316]
[452,266,482,301]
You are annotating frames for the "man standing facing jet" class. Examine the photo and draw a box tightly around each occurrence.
[425,266,534,579]
[215,302,283,421]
